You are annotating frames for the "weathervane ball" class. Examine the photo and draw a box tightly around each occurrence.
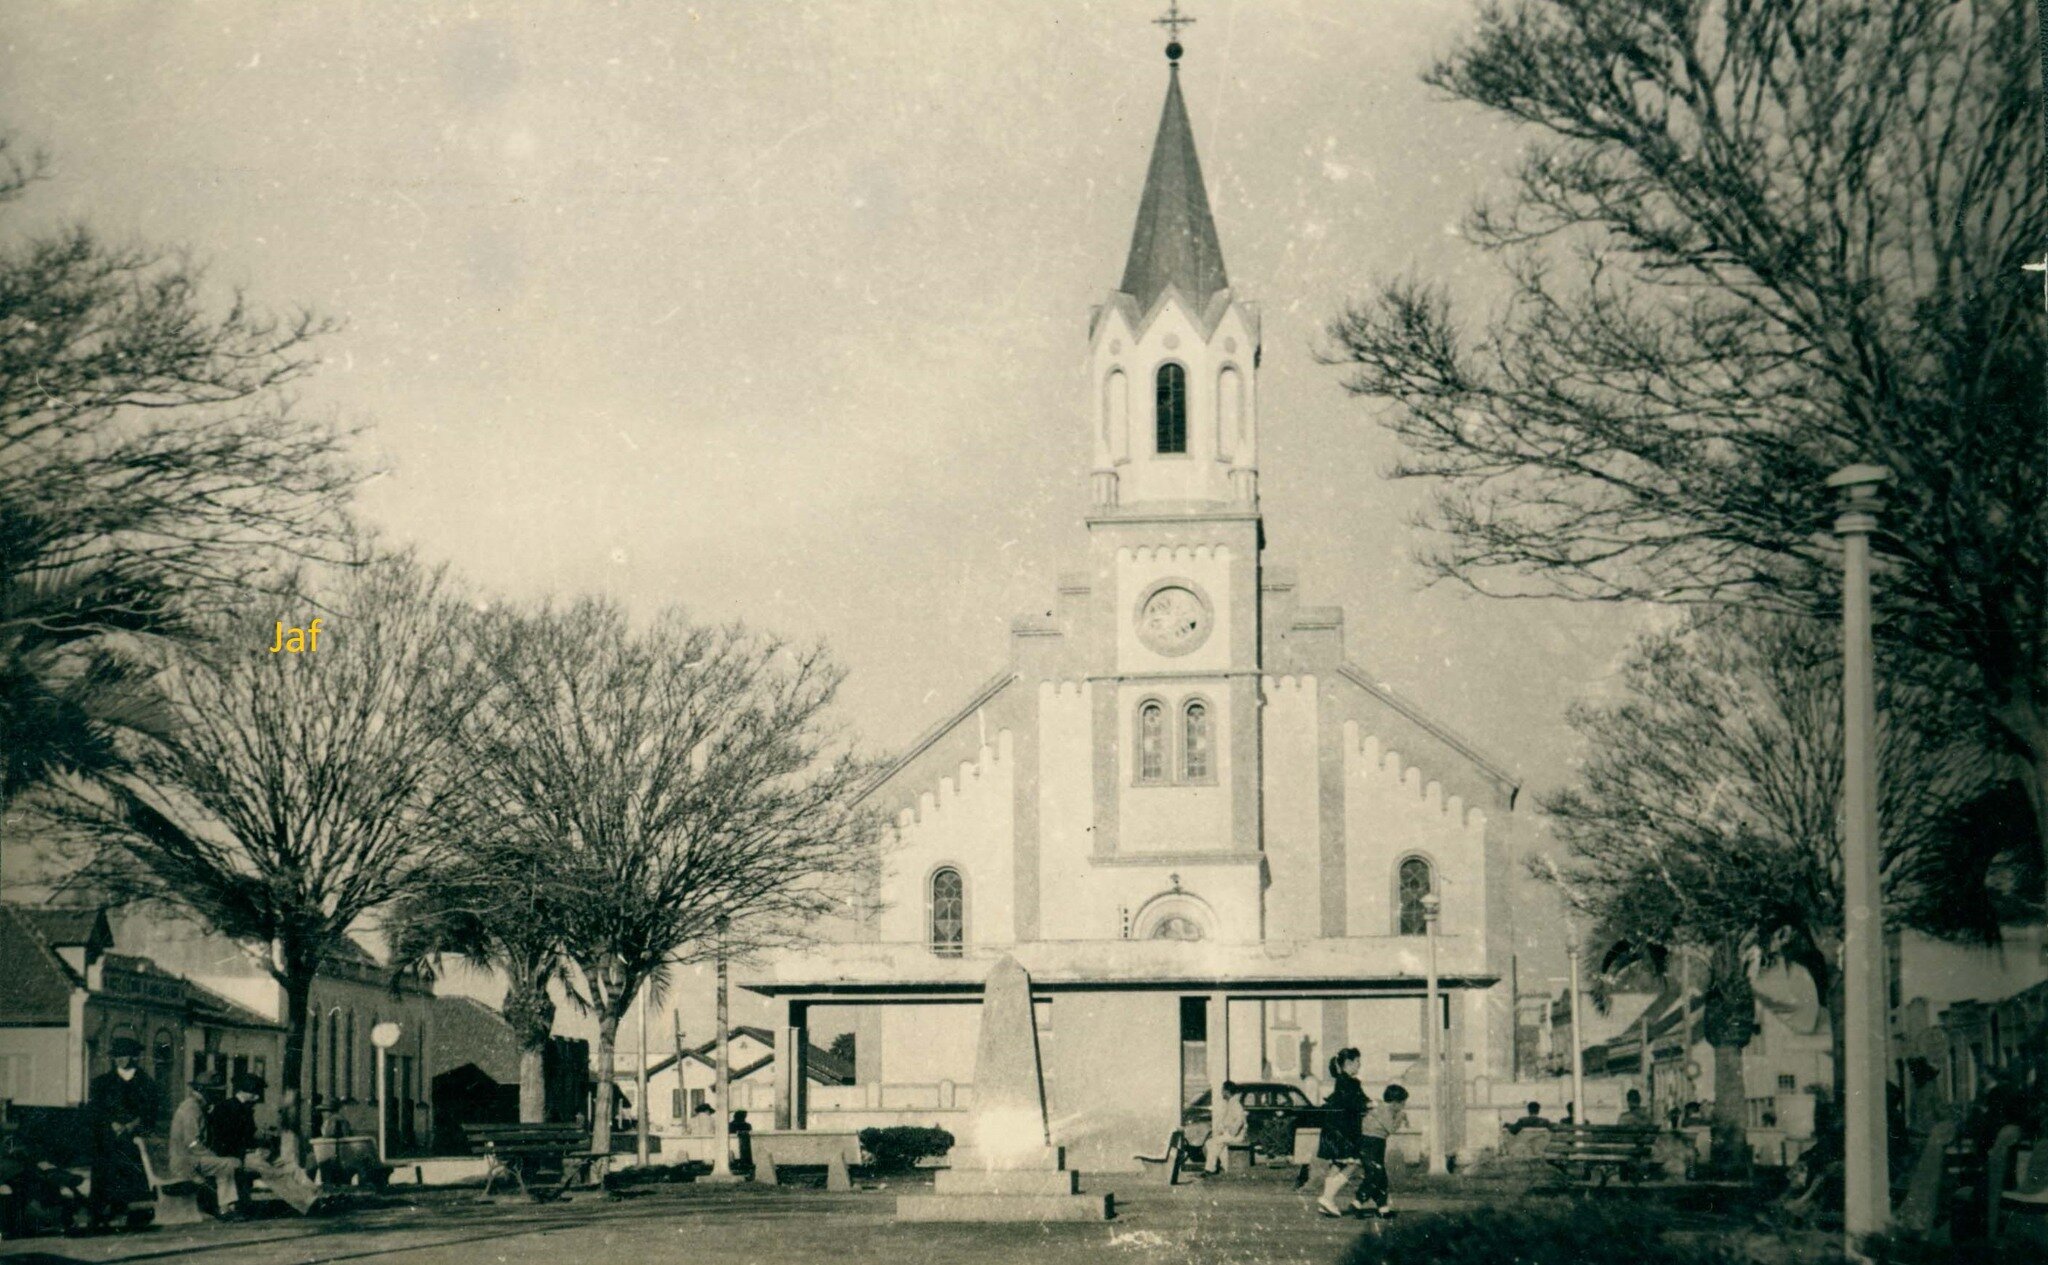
[1166,40,1183,62]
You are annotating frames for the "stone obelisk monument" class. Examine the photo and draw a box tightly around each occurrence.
[895,957,1111,1221]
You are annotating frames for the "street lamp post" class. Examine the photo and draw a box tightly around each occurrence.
[369,1022,402,1166]
[1565,924,1586,1127]
[636,991,651,1168]
[1421,891,1447,1175]
[1831,463,1892,1243]
[708,917,737,1182]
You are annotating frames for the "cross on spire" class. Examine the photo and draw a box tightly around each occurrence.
[1154,2,1194,61]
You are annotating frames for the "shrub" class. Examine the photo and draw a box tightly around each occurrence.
[1338,1202,1777,1265]
[858,1126,954,1173]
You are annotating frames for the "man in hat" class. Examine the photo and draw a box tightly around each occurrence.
[169,1069,242,1216]
[205,1072,322,1217]
[85,1036,159,1229]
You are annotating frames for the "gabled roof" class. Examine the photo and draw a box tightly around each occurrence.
[433,994,512,1025]
[640,1025,851,1087]
[0,904,84,1025]
[860,671,1015,805]
[18,906,112,955]
[1118,64,1228,314]
[1335,663,1519,803]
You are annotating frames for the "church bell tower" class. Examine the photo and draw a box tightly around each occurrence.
[1077,23,1267,881]
[1086,39,1260,513]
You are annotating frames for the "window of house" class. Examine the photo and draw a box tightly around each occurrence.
[1181,701,1210,781]
[344,1012,356,1098]
[0,1053,28,1101]
[1138,701,1167,782]
[1397,856,1433,935]
[1155,363,1187,454]
[930,867,965,957]
[1777,1073,1796,1092]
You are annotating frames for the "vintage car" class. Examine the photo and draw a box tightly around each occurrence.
[1181,1081,1347,1158]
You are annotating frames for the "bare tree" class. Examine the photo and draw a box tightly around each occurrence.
[52,553,486,1124]
[1325,1,2047,889]
[1545,609,1998,1115]
[465,599,878,1155]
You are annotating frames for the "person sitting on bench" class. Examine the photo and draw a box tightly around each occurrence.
[1617,1089,1655,1128]
[1507,1102,1552,1135]
[169,1071,241,1217]
[1204,1082,1249,1175]
[205,1073,323,1217]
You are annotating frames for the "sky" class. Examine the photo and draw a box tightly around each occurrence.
[1,0,1647,1042]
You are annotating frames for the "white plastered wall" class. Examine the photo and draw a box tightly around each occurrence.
[878,731,1016,949]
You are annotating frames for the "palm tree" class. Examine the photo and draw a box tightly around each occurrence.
[388,831,575,1123]
[0,503,179,826]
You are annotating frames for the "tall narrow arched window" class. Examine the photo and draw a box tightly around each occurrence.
[1155,363,1187,454]
[930,867,965,957]
[1138,701,1167,782]
[1397,856,1434,936]
[1104,369,1129,461]
[1217,366,1242,461]
[1181,700,1211,781]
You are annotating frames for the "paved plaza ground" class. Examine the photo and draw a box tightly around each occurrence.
[0,1170,1518,1265]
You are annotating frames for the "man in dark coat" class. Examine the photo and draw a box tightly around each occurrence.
[206,1073,322,1216]
[86,1036,159,1229]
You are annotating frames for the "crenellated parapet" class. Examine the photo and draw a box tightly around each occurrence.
[1345,724,1488,835]
[895,729,1015,830]
[1114,543,1235,566]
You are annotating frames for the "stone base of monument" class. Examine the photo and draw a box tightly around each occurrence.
[895,1146,1112,1222]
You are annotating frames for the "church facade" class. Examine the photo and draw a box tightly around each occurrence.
[745,49,1524,1173]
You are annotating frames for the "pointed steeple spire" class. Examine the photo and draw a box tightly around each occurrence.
[1119,54,1228,314]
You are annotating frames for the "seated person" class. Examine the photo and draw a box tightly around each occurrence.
[206,1073,324,1217]
[1506,1101,1552,1134]
[1617,1089,1656,1127]
[1204,1082,1249,1174]
[1679,1101,1706,1128]
[169,1071,241,1216]
[0,1122,86,1238]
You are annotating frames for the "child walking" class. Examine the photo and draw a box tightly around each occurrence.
[1355,1083,1409,1218]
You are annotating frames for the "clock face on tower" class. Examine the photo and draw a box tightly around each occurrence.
[1136,584,1211,656]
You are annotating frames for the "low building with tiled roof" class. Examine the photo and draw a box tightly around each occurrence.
[617,1023,851,1138]
[0,903,285,1119]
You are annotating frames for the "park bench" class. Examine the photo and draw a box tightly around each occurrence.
[1133,1129,1190,1185]
[134,1136,205,1227]
[308,1134,389,1189]
[465,1123,604,1202]
[1543,1124,1666,1186]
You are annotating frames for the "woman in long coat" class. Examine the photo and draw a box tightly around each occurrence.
[86,1037,159,1228]
[1314,1047,1369,1217]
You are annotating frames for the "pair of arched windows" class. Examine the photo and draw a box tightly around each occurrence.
[929,867,965,957]
[1137,698,1211,784]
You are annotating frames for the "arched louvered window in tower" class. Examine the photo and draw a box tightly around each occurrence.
[930,867,965,957]
[1397,856,1434,936]
[1181,701,1210,780]
[1138,701,1168,782]
[1155,363,1187,454]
